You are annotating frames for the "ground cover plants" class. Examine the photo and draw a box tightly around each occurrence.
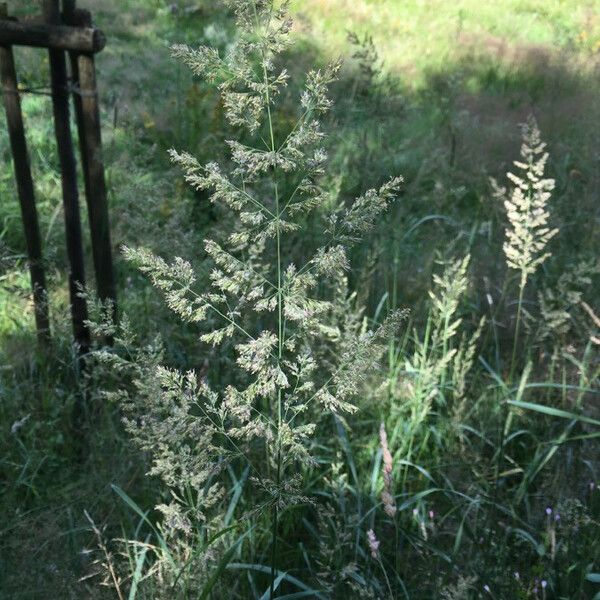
[1,0,599,598]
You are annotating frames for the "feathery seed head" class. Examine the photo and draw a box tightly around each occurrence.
[498,117,558,287]
[367,529,380,559]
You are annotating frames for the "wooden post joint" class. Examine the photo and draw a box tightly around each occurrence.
[0,19,106,53]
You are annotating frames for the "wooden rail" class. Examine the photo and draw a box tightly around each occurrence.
[0,18,105,53]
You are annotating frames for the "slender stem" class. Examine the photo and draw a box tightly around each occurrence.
[185,285,263,349]
[394,520,400,584]
[439,311,451,398]
[198,162,276,219]
[269,494,279,598]
[213,244,277,290]
[492,396,509,515]
[377,556,395,600]
[509,276,526,380]
[494,274,526,529]
[259,12,285,596]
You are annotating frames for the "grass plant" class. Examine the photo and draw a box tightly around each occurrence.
[1,0,599,598]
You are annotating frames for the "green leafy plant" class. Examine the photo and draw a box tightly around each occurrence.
[111,0,403,595]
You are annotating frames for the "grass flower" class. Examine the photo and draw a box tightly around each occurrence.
[499,117,558,289]
[494,117,558,375]
[121,0,402,594]
[379,422,397,518]
[367,529,380,559]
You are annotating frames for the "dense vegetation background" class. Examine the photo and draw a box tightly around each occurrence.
[1,0,599,598]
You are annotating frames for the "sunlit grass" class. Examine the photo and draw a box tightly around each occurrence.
[290,0,600,81]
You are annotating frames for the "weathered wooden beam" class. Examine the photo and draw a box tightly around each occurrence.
[65,6,117,327]
[0,44,51,344]
[61,0,88,27]
[45,0,90,354]
[0,18,105,54]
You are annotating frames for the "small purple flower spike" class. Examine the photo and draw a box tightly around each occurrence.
[413,508,418,516]
[428,510,435,519]
[514,571,520,580]
[483,584,491,593]
[554,513,560,522]
[545,507,552,515]
[541,580,547,589]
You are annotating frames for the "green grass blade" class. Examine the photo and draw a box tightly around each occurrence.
[198,530,249,600]
[227,563,327,599]
[225,465,249,526]
[128,536,150,600]
[111,484,174,565]
[259,571,286,600]
[276,592,326,599]
[509,400,600,427]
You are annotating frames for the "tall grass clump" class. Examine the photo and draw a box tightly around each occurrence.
[493,117,558,375]
[103,0,402,596]
[388,255,483,463]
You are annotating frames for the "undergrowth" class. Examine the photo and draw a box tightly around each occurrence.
[1,1,599,599]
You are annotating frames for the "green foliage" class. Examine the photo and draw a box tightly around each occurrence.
[112,2,405,594]
[1,0,599,598]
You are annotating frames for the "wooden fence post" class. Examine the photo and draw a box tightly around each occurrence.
[44,0,90,355]
[0,0,114,356]
[0,40,51,344]
[64,2,117,326]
